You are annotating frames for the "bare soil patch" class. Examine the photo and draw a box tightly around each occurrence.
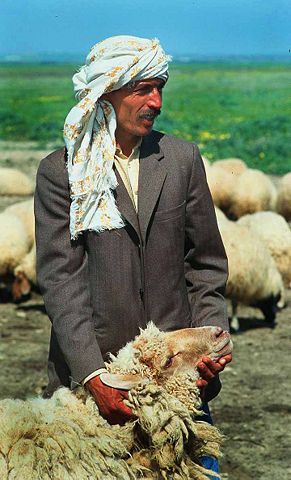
[212,293,291,479]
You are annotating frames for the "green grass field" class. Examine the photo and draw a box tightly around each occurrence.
[0,62,290,174]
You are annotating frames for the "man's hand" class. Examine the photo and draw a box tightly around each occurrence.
[197,354,232,400]
[86,375,135,425]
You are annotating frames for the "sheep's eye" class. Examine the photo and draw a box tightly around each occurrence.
[164,357,173,368]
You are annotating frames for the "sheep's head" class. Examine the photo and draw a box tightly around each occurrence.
[154,325,232,373]
[101,323,232,390]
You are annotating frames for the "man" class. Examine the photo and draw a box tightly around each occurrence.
[35,36,231,431]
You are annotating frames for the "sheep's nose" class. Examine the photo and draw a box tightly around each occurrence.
[214,326,223,337]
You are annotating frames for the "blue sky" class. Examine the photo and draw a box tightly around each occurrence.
[1,0,290,58]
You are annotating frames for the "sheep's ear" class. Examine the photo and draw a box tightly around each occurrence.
[99,372,149,390]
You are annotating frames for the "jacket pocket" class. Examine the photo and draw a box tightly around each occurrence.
[154,200,186,222]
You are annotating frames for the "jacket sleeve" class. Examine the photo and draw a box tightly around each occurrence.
[184,144,229,332]
[34,149,105,384]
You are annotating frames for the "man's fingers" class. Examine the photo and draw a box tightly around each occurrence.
[119,390,129,400]
[218,354,232,366]
[87,375,135,425]
[106,396,135,425]
[196,354,233,397]
[197,353,233,383]
[197,362,216,381]
[201,357,222,369]
[119,391,134,416]
[198,358,222,375]
[196,378,208,389]
[200,355,232,372]
[100,399,134,425]
[118,397,135,418]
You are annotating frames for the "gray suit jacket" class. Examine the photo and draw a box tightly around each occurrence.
[35,130,229,397]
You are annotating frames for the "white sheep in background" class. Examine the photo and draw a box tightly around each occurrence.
[218,220,285,331]
[206,160,246,217]
[228,168,277,219]
[0,212,31,277]
[5,198,34,247]
[214,206,230,229]
[0,168,34,196]
[0,200,36,300]
[212,158,247,177]
[201,155,210,173]
[0,323,232,480]
[206,165,236,213]
[12,242,37,301]
[238,211,291,288]
[276,172,291,222]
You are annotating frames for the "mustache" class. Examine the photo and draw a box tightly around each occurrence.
[138,109,161,120]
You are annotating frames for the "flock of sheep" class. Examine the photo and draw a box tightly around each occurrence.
[204,157,291,330]
[1,158,291,329]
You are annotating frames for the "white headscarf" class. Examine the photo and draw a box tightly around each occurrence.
[63,35,171,239]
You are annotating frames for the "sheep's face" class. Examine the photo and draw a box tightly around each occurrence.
[102,325,232,390]
[145,326,232,377]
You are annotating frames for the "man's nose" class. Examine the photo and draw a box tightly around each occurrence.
[147,88,162,110]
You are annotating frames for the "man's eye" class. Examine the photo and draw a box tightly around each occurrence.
[136,86,152,94]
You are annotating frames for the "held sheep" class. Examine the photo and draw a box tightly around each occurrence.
[228,169,277,219]
[0,323,232,480]
[0,168,34,196]
[238,211,291,288]
[217,220,285,331]
[276,172,291,221]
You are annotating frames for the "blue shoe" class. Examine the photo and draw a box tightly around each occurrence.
[198,404,220,479]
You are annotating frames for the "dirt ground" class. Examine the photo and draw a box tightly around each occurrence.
[0,145,291,479]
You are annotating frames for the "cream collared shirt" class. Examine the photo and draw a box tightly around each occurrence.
[82,141,141,386]
[114,141,141,211]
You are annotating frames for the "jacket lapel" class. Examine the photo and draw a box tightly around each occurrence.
[114,167,140,235]
[138,132,167,242]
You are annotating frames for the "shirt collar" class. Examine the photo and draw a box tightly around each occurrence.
[115,138,142,159]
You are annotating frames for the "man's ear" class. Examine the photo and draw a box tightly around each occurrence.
[99,372,149,390]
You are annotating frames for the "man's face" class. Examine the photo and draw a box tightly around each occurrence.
[103,78,165,139]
